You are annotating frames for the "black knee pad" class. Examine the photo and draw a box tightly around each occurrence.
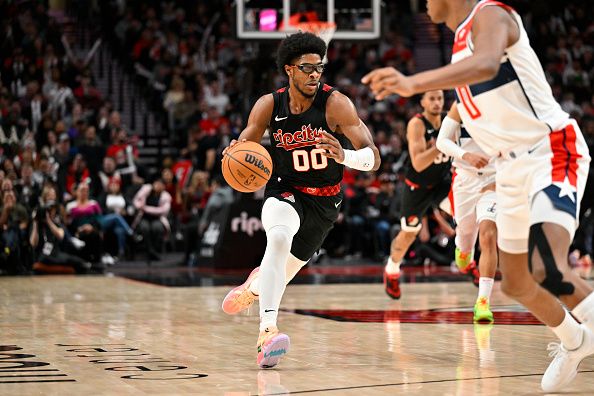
[529,223,575,296]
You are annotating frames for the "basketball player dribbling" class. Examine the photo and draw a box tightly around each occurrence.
[221,32,380,368]
[363,0,593,392]
[437,103,498,323]
[383,90,453,300]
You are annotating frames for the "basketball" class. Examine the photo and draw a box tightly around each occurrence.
[222,141,273,192]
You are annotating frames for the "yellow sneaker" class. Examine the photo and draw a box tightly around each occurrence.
[455,247,473,272]
[473,297,494,323]
[256,326,290,369]
[221,267,259,314]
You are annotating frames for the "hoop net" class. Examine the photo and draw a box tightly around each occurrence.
[293,21,337,48]
[286,21,336,62]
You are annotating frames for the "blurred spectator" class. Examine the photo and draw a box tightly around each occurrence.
[133,178,172,260]
[97,179,135,258]
[78,125,105,175]
[106,128,138,159]
[15,162,41,210]
[98,156,121,192]
[372,174,401,259]
[183,174,233,265]
[65,182,105,264]
[64,153,93,197]
[0,179,30,274]
[204,81,229,115]
[30,192,91,273]
[182,170,210,222]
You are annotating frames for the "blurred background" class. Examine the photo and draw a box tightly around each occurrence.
[0,0,592,285]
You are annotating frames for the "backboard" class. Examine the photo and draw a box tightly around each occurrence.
[236,0,380,40]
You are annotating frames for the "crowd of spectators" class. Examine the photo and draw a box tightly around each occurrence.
[0,1,226,274]
[0,1,592,274]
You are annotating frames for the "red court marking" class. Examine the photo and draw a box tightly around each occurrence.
[195,265,464,277]
[286,308,541,325]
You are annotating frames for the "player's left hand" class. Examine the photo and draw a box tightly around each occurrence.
[361,67,416,99]
[317,131,344,163]
[222,138,246,157]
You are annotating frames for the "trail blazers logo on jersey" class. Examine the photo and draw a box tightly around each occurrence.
[281,192,295,203]
[272,124,326,151]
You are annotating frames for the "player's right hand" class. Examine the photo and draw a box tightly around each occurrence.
[462,152,490,169]
[222,138,246,157]
[361,67,417,99]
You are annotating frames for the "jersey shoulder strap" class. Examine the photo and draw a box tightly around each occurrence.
[313,83,336,110]
[476,0,514,13]
[272,87,289,122]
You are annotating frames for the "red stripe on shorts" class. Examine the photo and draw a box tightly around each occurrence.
[549,124,581,186]
[449,169,457,217]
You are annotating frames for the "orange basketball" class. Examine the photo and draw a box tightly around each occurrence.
[222,141,273,192]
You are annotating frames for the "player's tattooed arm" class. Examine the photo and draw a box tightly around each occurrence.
[322,91,381,171]
[222,94,273,156]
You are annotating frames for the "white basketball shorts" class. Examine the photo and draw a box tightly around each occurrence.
[495,119,591,254]
[451,168,497,252]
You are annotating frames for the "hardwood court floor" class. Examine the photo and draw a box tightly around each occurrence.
[1,275,594,395]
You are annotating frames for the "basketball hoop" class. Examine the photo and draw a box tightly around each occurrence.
[293,21,337,48]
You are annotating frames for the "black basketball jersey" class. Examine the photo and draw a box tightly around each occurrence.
[268,84,346,188]
[404,113,451,187]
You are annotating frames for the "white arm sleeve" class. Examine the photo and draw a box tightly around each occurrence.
[339,147,375,171]
[436,116,467,161]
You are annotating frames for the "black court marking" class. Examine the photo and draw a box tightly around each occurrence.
[0,379,76,383]
[0,369,61,372]
[264,369,594,395]
[0,374,69,378]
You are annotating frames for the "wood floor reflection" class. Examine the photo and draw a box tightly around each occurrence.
[1,275,593,395]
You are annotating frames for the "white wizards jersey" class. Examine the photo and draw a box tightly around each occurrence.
[451,0,569,156]
[453,126,496,174]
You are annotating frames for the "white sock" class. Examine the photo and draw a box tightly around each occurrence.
[249,254,307,296]
[478,277,494,300]
[259,225,294,332]
[385,257,401,275]
[572,291,594,334]
[550,310,583,350]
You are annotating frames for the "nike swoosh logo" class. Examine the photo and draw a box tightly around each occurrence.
[274,115,288,121]
[335,200,342,208]
[264,309,276,313]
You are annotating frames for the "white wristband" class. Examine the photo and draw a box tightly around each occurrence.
[436,116,467,160]
[339,147,375,171]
